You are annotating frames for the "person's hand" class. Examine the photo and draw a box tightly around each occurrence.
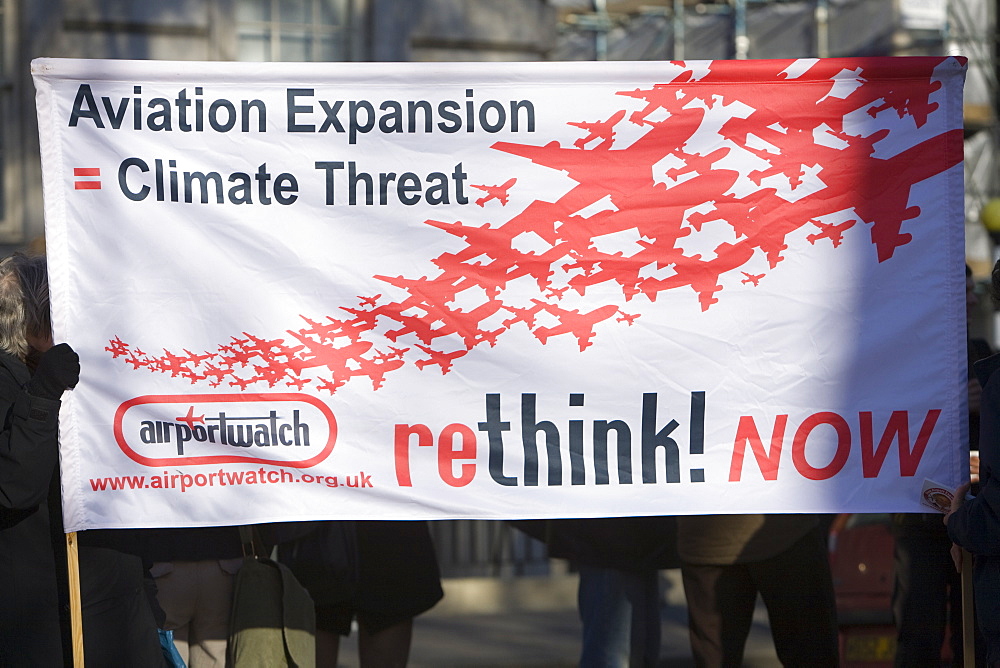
[950,543,963,572]
[943,481,971,528]
[971,452,981,484]
[27,343,80,400]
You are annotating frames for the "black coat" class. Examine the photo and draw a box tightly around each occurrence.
[0,352,65,666]
[512,516,679,571]
[949,351,1000,663]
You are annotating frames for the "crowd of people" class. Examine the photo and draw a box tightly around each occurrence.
[2,250,997,668]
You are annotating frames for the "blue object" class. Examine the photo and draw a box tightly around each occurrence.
[577,565,661,667]
[158,629,187,668]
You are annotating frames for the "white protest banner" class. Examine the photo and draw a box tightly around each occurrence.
[32,57,968,531]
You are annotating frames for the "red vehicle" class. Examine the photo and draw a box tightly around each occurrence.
[829,513,897,666]
[828,513,955,667]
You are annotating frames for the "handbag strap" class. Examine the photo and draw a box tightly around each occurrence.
[238,525,257,559]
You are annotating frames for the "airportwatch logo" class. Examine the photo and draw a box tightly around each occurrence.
[114,393,336,468]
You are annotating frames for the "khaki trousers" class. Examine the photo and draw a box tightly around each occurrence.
[152,558,242,668]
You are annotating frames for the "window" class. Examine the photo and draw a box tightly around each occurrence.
[0,0,8,222]
[0,0,27,244]
[236,0,355,62]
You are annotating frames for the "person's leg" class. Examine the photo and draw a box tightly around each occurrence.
[974,559,1000,668]
[81,547,166,668]
[945,547,965,667]
[892,520,952,667]
[352,520,441,668]
[316,628,341,667]
[681,563,756,668]
[577,565,661,668]
[185,560,238,668]
[629,569,662,668]
[578,565,630,667]
[752,526,839,668]
[152,561,196,664]
[358,618,413,668]
[314,605,352,667]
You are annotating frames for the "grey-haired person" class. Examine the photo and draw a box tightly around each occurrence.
[0,253,163,667]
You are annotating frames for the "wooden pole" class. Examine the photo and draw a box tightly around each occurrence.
[66,531,85,667]
[962,548,975,668]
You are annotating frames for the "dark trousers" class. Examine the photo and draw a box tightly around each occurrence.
[892,515,964,667]
[80,547,166,668]
[681,525,839,668]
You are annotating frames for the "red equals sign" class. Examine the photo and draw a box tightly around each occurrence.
[74,167,101,190]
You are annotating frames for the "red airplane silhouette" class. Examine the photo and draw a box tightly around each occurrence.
[284,330,374,375]
[806,220,855,248]
[501,303,545,329]
[158,350,193,377]
[664,147,731,183]
[475,328,505,346]
[414,344,468,374]
[569,109,626,150]
[376,274,458,306]
[251,363,290,387]
[338,306,380,326]
[353,357,405,390]
[446,300,505,348]
[385,346,410,359]
[221,347,258,366]
[242,333,284,352]
[616,310,640,325]
[202,363,229,384]
[182,349,212,365]
[229,376,255,391]
[175,406,205,430]
[374,345,411,363]
[546,286,569,300]
[295,317,348,344]
[126,354,151,370]
[619,82,693,126]
[532,303,620,351]
[287,376,311,391]
[470,178,517,207]
[372,299,452,345]
[105,336,129,358]
[315,376,346,395]
[741,272,764,286]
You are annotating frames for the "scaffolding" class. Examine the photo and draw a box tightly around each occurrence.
[555,0,999,265]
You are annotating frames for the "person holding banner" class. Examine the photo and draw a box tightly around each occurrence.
[892,264,989,667]
[0,253,77,667]
[0,252,164,667]
[946,260,1000,667]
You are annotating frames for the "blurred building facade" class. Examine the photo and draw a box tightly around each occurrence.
[3,1,996,250]
[0,0,996,581]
